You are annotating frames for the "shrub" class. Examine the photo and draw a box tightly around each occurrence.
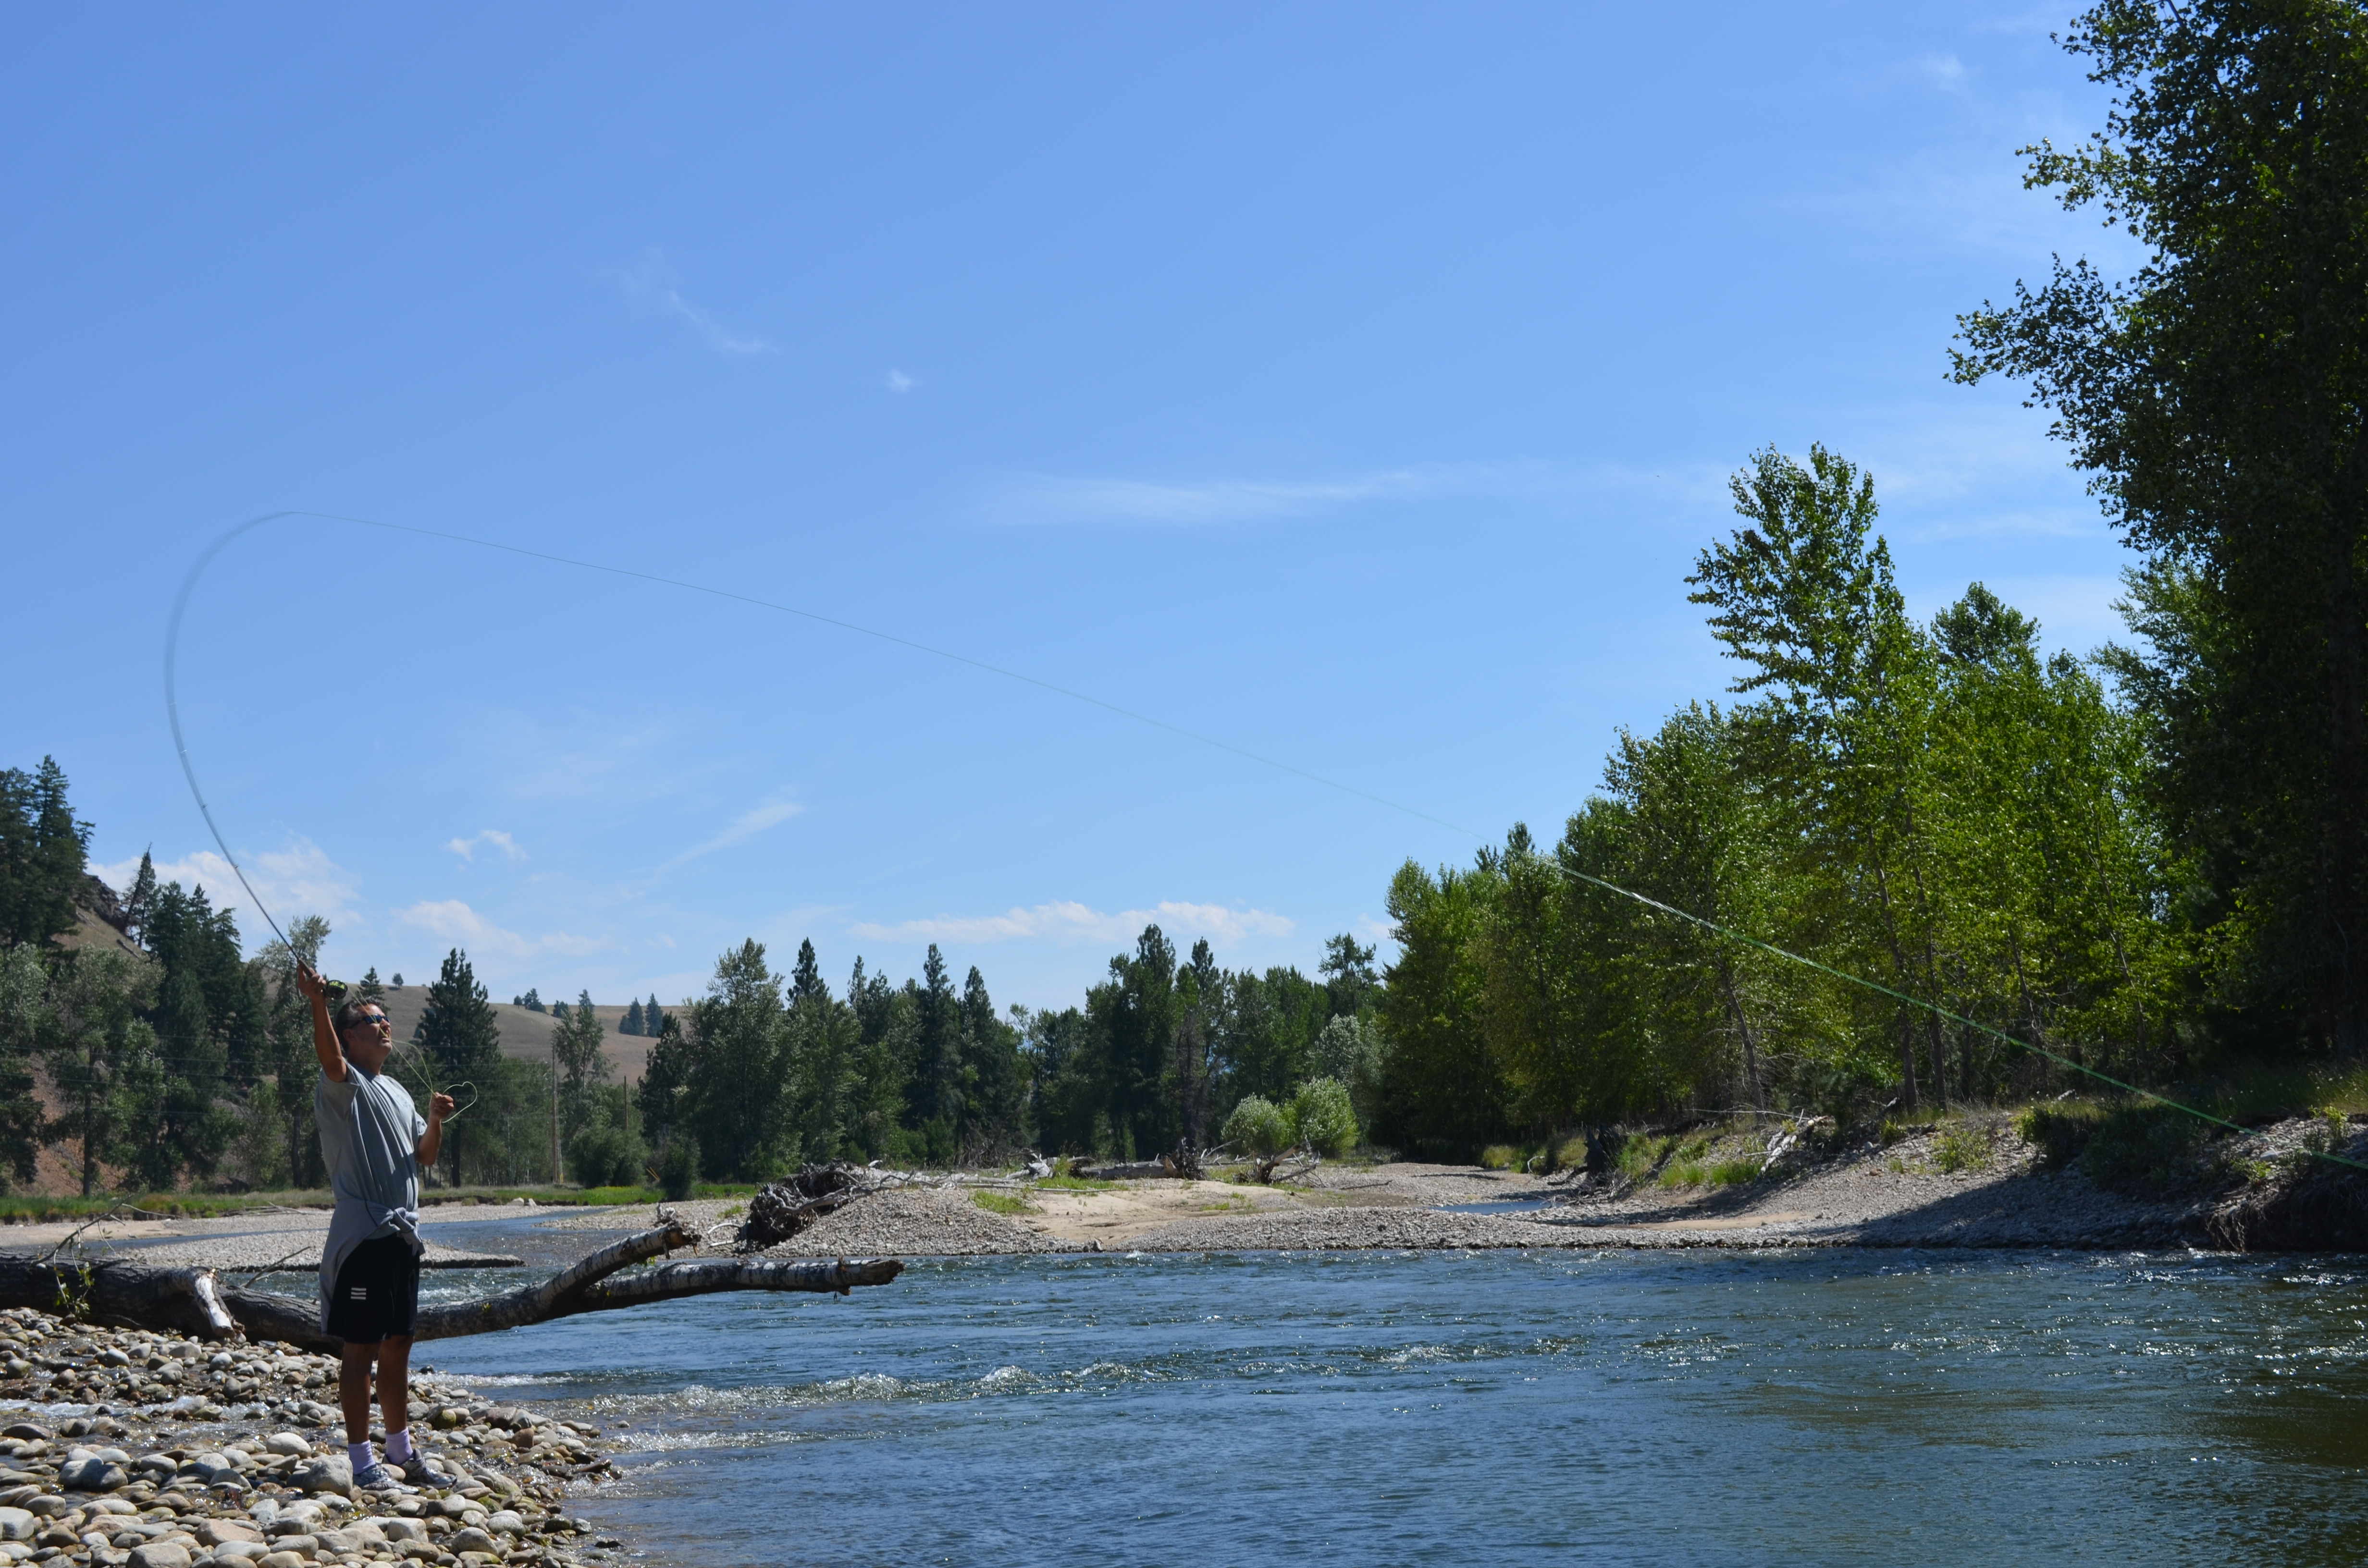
[566,1118,650,1189]
[655,1135,701,1201]
[1552,1134,1591,1172]
[2079,1103,2211,1194]
[973,1190,1030,1215]
[1931,1121,1996,1174]
[1289,1078,1359,1157]
[1708,1157,1761,1186]
[2017,1100,2109,1168]
[1223,1095,1291,1158]
[1478,1144,1518,1170]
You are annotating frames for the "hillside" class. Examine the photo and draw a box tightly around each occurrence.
[375,988,656,1083]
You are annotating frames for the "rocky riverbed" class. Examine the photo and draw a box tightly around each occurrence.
[0,1307,623,1568]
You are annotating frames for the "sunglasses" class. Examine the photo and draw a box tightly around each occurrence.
[349,1013,391,1029]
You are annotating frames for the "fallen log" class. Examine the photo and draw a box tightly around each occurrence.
[0,1216,904,1354]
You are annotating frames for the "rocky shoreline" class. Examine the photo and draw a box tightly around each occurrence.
[0,1307,621,1568]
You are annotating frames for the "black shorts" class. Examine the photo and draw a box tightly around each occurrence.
[327,1234,420,1344]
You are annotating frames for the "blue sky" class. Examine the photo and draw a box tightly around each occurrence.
[1,3,2140,1014]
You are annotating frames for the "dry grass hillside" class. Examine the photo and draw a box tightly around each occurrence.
[375,988,655,1082]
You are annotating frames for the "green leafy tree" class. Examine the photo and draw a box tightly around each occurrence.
[1954,0,2368,1055]
[1288,1078,1358,1157]
[1689,447,1958,1107]
[1374,858,1510,1157]
[552,988,610,1145]
[1220,1093,1288,1158]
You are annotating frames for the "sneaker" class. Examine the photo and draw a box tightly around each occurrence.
[353,1461,415,1496]
[397,1452,458,1490]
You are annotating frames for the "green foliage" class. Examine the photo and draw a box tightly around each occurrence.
[565,1084,648,1188]
[2078,1103,2212,1195]
[0,758,89,950]
[1477,1144,1518,1171]
[1956,2,2368,1058]
[655,1133,700,1200]
[972,1189,1030,1215]
[1931,1120,1997,1174]
[552,989,610,1145]
[1288,1077,1358,1157]
[1221,1094,1290,1158]
[2017,1101,2109,1169]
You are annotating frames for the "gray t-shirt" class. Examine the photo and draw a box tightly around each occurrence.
[315,1064,428,1331]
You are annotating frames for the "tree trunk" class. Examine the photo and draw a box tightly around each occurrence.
[0,1219,903,1355]
[1714,957,1764,1111]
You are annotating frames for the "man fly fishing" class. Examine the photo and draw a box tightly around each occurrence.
[296,962,457,1495]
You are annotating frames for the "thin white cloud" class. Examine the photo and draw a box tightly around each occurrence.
[661,293,775,356]
[95,838,360,950]
[395,899,605,961]
[614,252,777,357]
[886,369,915,393]
[852,900,1294,948]
[668,797,805,866]
[446,829,525,863]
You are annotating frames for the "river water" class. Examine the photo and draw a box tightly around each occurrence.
[408,1241,2368,1567]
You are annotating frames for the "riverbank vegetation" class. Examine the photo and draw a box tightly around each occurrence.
[3,3,2364,1196]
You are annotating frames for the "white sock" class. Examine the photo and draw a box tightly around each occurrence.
[347,1440,375,1472]
[385,1428,414,1464]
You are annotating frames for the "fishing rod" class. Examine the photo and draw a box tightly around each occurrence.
[165,509,2366,1174]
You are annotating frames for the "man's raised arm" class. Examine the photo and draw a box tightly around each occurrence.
[298,963,349,1082]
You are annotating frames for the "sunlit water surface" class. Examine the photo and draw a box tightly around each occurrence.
[403,1239,2367,1567]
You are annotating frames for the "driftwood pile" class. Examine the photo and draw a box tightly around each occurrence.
[735,1163,898,1252]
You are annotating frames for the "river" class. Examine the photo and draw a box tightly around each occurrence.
[408,1241,2366,1566]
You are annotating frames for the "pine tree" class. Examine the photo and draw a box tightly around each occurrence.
[358,968,385,1002]
[418,948,503,1183]
[913,945,962,1143]
[123,851,158,947]
[621,998,645,1036]
[0,757,91,948]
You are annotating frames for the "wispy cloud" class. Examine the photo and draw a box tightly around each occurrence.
[853,899,1293,948]
[446,829,525,863]
[395,899,605,961]
[886,369,915,393]
[95,838,360,949]
[669,797,805,865]
[615,252,777,357]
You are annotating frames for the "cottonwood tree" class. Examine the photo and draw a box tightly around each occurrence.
[1955,0,2368,1055]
